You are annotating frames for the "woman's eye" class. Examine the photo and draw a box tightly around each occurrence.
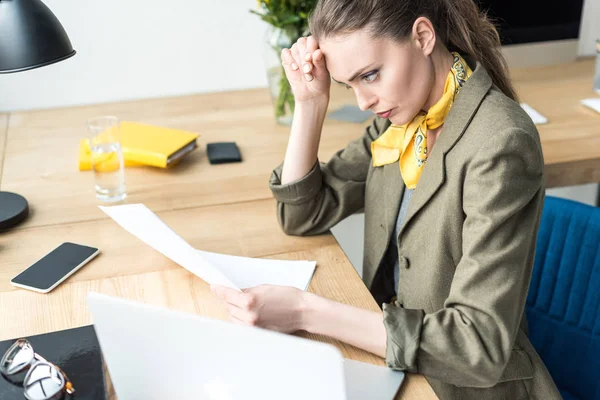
[363,70,378,83]
[342,70,378,89]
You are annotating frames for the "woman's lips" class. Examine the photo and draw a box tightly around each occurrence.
[376,109,392,118]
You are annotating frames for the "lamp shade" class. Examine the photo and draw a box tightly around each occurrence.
[0,0,76,73]
[0,0,76,231]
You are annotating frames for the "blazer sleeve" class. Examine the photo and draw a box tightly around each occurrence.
[382,128,545,387]
[269,116,388,236]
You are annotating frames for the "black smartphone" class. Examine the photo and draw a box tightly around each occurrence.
[10,242,100,293]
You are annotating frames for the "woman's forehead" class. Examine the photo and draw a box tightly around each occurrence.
[320,32,405,82]
[320,32,382,80]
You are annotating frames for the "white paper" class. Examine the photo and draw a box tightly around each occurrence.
[99,204,317,293]
[197,250,316,290]
[520,103,548,125]
[99,204,240,290]
[581,98,600,114]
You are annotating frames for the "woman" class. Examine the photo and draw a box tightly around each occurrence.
[212,0,561,398]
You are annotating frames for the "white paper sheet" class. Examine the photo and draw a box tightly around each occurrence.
[197,250,316,290]
[581,98,600,114]
[99,204,240,290]
[99,204,317,292]
[520,103,548,125]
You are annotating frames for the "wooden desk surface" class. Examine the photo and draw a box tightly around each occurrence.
[0,58,598,399]
[511,59,600,187]
[0,199,432,399]
[0,98,436,395]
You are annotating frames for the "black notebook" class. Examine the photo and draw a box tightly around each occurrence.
[0,325,107,400]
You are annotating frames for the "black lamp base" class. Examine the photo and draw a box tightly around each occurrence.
[0,191,29,231]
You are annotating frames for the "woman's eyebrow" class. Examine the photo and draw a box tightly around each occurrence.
[331,63,376,84]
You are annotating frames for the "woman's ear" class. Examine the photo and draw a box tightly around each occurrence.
[411,17,436,57]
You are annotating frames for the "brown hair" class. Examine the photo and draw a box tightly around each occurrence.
[309,0,518,101]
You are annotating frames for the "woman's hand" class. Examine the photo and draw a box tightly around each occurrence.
[211,284,306,333]
[281,36,331,104]
[212,284,387,358]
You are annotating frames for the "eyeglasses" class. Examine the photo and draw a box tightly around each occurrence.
[0,339,75,400]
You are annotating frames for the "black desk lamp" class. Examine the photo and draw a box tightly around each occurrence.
[0,0,76,230]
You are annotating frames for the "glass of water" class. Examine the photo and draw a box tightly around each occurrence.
[87,116,126,202]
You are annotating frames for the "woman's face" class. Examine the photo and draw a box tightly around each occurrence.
[320,28,434,126]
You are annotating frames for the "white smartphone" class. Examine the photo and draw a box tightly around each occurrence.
[10,242,100,294]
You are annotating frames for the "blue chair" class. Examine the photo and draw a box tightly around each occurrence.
[526,196,600,400]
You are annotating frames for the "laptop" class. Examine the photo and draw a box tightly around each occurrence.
[87,292,405,400]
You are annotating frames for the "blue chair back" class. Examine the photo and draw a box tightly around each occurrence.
[527,196,600,400]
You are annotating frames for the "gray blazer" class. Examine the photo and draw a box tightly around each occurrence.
[269,60,561,400]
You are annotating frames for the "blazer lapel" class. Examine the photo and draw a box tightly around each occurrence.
[397,61,493,239]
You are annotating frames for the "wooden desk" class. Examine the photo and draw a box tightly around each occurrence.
[0,96,435,396]
[511,59,600,188]
[0,58,598,399]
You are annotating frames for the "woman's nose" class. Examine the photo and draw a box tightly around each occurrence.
[355,89,376,112]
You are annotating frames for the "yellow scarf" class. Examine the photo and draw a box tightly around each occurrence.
[371,52,472,189]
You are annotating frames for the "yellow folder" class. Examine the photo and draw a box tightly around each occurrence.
[79,122,199,171]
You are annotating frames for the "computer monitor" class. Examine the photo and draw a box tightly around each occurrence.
[479,0,586,67]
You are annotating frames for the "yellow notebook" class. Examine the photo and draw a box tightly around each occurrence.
[79,139,143,171]
[79,122,199,170]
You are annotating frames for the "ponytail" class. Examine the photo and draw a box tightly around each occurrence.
[441,0,518,101]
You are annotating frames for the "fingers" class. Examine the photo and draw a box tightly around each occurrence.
[281,48,293,64]
[312,48,324,66]
[281,35,327,86]
[211,284,257,311]
[296,37,307,60]
[211,284,244,306]
[283,47,299,72]
[293,37,317,82]
[291,43,301,71]
[281,49,298,72]
[226,303,258,326]
[212,285,263,327]
[303,36,321,82]
[306,36,318,54]
[296,37,314,82]
[302,56,313,74]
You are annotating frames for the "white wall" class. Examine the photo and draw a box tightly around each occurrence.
[1,0,598,112]
[0,0,268,112]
